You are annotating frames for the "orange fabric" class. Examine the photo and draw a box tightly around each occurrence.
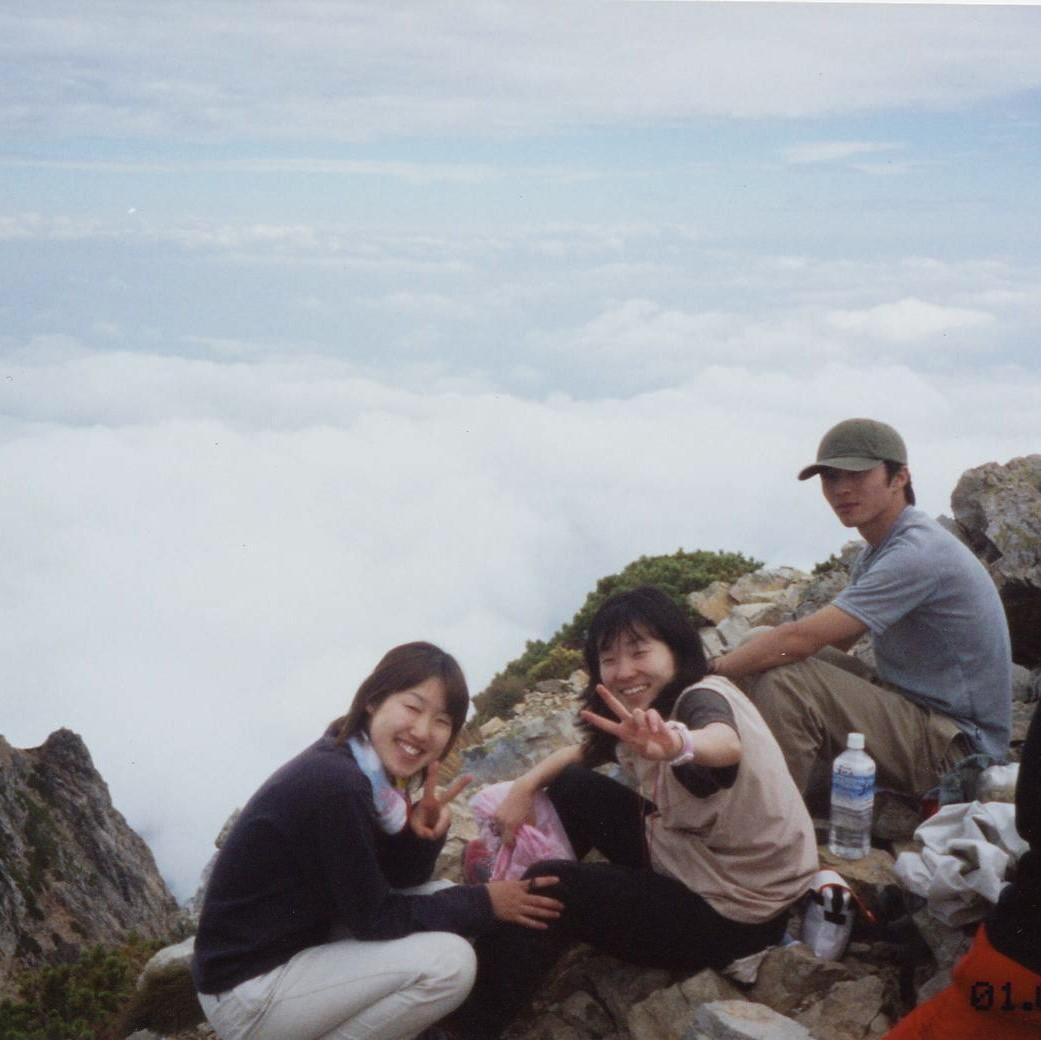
[885,925,1041,1039]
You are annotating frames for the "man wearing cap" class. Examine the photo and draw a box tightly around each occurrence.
[709,418,1011,803]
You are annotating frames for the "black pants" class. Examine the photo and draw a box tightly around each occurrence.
[453,765,788,1038]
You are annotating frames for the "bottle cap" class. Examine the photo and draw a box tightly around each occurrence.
[847,732,865,750]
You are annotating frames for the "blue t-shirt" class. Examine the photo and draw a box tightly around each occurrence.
[833,507,1011,760]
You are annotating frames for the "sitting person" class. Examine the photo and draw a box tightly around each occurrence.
[191,641,563,1040]
[884,701,1041,1038]
[710,418,1012,804]
[450,587,818,1039]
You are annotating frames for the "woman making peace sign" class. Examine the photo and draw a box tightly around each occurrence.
[192,642,562,1040]
[453,588,818,1039]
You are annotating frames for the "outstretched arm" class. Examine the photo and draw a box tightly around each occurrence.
[493,744,584,845]
[710,604,866,680]
[580,685,743,766]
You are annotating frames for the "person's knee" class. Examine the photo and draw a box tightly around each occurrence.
[522,859,574,884]
[426,934,477,996]
[744,665,800,719]
[546,763,589,800]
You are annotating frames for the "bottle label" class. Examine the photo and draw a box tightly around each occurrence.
[832,768,874,802]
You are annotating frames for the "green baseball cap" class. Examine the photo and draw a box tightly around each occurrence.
[798,418,907,481]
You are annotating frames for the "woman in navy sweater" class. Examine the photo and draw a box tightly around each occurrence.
[192,642,562,1040]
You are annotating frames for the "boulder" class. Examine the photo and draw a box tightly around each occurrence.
[688,582,735,625]
[730,601,787,628]
[699,627,726,659]
[461,710,579,784]
[793,974,893,1039]
[951,454,1041,666]
[628,969,745,1040]
[687,999,812,1040]
[746,943,852,1017]
[716,612,753,650]
[729,568,810,607]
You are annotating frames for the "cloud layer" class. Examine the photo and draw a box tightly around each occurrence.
[3,340,1040,896]
[4,4,1041,143]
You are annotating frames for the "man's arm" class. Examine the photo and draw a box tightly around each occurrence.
[710,605,866,680]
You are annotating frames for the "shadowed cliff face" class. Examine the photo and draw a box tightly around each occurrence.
[0,728,180,987]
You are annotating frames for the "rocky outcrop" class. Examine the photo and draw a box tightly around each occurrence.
[0,729,181,987]
[951,454,1041,667]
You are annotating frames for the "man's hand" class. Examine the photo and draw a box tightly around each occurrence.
[579,685,684,761]
[409,763,473,841]
[486,876,564,929]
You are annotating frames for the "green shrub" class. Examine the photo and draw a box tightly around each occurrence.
[525,646,585,684]
[471,673,529,725]
[0,935,164,1040]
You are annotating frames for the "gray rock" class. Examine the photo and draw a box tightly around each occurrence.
[1012,664,1034,703]
[558,990,615,1037]
[914,966,952,1005]
[794,974,893,1039]
[686,1000,813,1040]
[794,569,852,618]
[688,582,735,625]
[0,730,181,981]
[730,601,787,628]
[911,908,972,968]
[729,568,811,605]
[535,679,573,695]
[461,710,579,784]
[951,454,1041,667]
[716,612,753,650]
[746,943,852,1016]
[699,627,726,659]
[628,969,744,1040]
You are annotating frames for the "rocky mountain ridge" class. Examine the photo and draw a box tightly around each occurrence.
[0,728,181,993]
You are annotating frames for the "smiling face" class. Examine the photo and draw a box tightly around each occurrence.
[820,462,909,545]
[597,626,678,713]
[365,676,453,781]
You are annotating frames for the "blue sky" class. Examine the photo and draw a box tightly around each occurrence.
[2,2,1041,897]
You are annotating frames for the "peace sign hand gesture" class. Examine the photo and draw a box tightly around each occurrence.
[409,762,473,842]
[579,684,683,762]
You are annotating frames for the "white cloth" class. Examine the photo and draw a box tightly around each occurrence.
[893,800,1029,926]
[198,882,475,1040]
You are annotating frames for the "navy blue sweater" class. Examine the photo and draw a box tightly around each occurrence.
[192,735,494,994]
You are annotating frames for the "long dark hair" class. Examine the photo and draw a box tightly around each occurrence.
[579,586,708,763]
[331,641,469,755]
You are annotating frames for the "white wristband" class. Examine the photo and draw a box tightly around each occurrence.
[665,721,697,766]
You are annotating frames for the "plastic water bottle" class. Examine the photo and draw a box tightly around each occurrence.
[828,733,875,859]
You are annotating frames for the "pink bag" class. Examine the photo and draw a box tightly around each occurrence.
[464,781,576,883]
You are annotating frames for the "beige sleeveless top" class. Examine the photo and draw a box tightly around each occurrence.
[616,675,818,923]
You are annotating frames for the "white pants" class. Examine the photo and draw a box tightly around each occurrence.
[198,887,477,1040]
